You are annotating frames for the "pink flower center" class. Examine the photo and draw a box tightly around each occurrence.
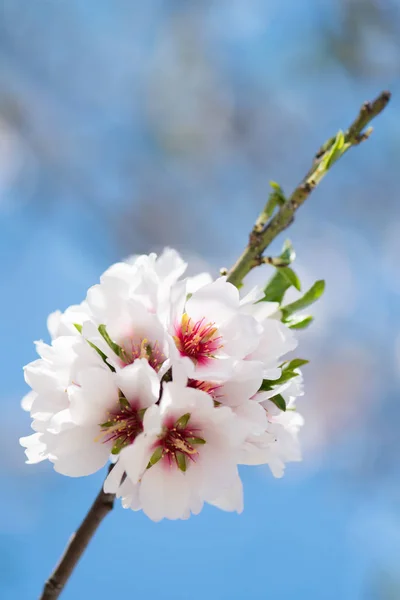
[99,399,143,454]
[173,313,223,365]
[150,413,206,472]
[120,338,166,372]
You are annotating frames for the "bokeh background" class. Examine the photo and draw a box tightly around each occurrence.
[1,1,400,598]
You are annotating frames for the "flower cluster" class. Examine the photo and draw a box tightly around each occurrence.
[20,249,305,521]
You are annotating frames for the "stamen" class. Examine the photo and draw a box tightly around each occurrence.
[174,314,223,365]
[148,413,206,472]
[98,400,144,454]
[120,338,166,372]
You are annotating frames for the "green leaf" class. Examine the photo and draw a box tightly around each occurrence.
[74,323,83,333]
[283,358,309,370]
[260,358,307,392]
[263,270,292,303]
[323,131,345,170]
[260,370,298,391]
[148,446,163,467]
[269,394,286,412]
[175,452,187,472]
[280,239,296,264]
[176,413,191,429]
[98,324,124,359]
[269,181,286,204]
[281,280,325,319]
[280,267,301,291]
[287,316,314,329]
[262,240,300,303]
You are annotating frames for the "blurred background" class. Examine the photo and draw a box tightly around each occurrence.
[1,0,399,598]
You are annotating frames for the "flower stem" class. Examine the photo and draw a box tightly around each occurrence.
[39,466,116,600]
[226,90,391,288]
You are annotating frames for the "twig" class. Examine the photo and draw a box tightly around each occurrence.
[39,467,116,600]
[226,91,391,288]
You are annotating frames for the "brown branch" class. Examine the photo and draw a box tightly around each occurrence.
[226,90,391,288]
[40,467,116,600]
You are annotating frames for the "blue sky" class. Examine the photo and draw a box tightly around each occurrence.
[1,1,400,598]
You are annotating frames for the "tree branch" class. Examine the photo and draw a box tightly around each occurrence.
[226,90,391,288]
[38,91,391,600]
[40,467,116,600]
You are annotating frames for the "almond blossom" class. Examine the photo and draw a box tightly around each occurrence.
[20,248,306,521]
[105,382,245,521]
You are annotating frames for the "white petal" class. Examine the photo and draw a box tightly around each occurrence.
[140,462,190,521]
[20,433,48,464]
[103,460,125,494]
[186,278,239,325]
[21,390,37,412]
[220,314,260,357]
[154,247,187,281]
[143,404,162,431]
[68,367,118,424]
[52,426,111,476]
[161,382,214,413]
[209,474,243,513]
[119,432,158,483]
[115,359,160,408]
[234,401,268,433]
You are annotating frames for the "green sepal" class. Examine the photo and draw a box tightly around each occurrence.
[87,341,116,373]
[111,438,129,455]
[186,436,206,445]
[118,396,130,410]
[148,446,163,467]
[74,323,116,372]
[176,413,191,429]
[175,452,187,472]
[99,420,114,428]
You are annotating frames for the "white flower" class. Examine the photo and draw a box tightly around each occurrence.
[47,302,92,340]
[95,247,188,317]
[82,298,170,376]
[168,278,262,381]
[106,381,245,521]
[21,335,160,477]
[240,372,304,477]
[20,248,308,520]
[21,336,99,432]
[20,335,106,467]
